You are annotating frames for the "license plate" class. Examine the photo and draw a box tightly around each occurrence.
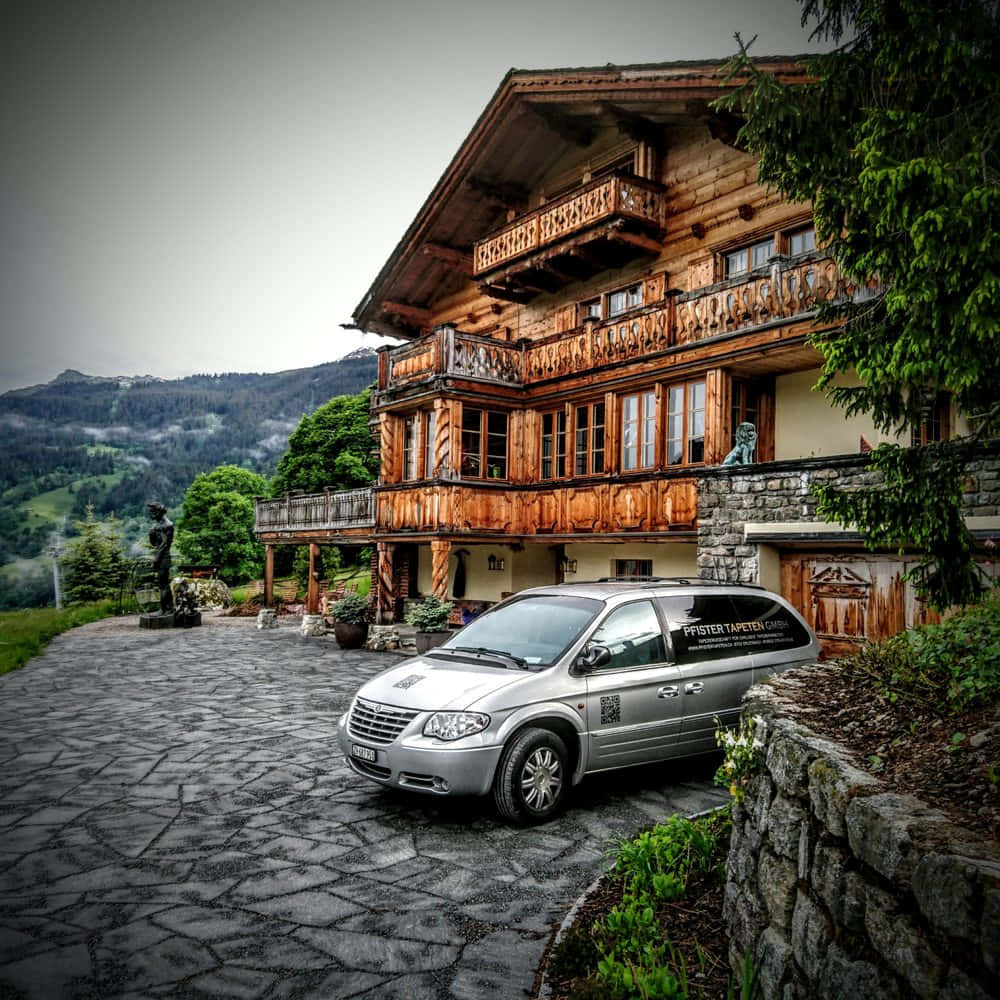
[351,744,376,763]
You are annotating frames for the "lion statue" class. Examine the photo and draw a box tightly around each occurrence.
[723,422,758,465]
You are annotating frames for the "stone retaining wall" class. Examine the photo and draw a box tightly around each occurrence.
[725,668,1000,999]
[696,449,1000,585]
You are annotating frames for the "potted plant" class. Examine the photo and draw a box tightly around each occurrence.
[328,592,370,649]
[405,595,453,653]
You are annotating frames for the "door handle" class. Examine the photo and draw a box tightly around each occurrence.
[657,685,679,698]
[684,682,704,695]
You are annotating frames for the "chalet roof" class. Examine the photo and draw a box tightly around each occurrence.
[351,57,813,339]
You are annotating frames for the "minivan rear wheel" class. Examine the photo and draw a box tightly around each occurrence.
[493,727,568,824]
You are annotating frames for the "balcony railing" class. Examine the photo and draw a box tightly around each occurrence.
[383,254,856,391]
[473,174,666,276]
[255,487,375,535]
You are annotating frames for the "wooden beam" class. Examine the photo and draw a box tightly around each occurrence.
[421,242,473,275]
[382,300,432,327]
[478,283,535,304]
[685,99,745,149]
[466,174,529,212]
[523,103,595,147]
[610,230,664,255]
[600,102,664,147]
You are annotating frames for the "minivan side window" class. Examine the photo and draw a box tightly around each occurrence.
[729,595,812,652]
[588,600,667,670]
[658,594,811,664]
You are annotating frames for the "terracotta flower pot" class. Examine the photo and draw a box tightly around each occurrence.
[333,621,369,649]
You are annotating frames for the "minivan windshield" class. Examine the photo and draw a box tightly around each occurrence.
[437,595,602,667]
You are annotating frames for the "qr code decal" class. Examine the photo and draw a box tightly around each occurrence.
[600,694,621,725]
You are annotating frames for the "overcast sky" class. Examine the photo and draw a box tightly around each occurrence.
[0,0,831,394]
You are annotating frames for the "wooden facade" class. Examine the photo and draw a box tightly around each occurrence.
[253,59,969,647]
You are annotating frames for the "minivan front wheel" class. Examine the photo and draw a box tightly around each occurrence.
[493,727,568,824]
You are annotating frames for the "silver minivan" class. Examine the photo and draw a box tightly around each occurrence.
[337,579,819,823]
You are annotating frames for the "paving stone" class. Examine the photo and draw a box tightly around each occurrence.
[0,615,726,999]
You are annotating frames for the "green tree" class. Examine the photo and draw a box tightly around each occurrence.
[175,465,268,583]
[270,390,377,496]
[718,0,1000,608]
[63,505,126,604]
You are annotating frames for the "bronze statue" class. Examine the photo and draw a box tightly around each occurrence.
[147,501,174,615]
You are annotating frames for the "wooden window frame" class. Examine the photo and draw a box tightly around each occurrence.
[717,217,816,281]
[614,558,653,579]
[910,392,951,447]
[574,400,606,477]
[621,389,657,472]
[665,379,707,467]
[578,280,644,324]
[403,414,419,481]
[461,407,509,480]
[540,408,568,480]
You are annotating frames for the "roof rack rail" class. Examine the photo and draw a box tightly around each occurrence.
[590,576,765,589]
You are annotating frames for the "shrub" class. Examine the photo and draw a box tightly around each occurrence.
[846,593,1000,711]
[405,595,453,632]
[327,592,370,624]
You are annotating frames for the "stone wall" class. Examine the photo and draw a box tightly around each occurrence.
[697,449,1000,585]
[725,669,1000,999]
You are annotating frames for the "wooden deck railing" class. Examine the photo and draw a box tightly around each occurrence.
[254,487,375,534]
[382,254,858,390]
[473,174,666,275]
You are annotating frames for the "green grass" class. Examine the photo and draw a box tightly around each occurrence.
[17,473,124,528]
[0,602,115,676]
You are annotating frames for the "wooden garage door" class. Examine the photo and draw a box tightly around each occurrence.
[780,553,940,658]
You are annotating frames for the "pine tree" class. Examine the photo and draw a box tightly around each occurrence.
[63,504,127,604]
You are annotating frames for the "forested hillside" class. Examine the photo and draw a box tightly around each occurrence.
[0,350,378,606]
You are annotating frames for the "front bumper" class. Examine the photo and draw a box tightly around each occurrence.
[337,713,504,797]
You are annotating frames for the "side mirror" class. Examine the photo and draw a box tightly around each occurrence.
[576,644,611,672]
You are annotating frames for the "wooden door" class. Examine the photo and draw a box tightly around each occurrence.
[780,553,940,658]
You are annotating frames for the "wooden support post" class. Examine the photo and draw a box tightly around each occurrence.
[264,545,274,607]
[376,542,395,623]
[306,543,320,615]
[431,539,451,600]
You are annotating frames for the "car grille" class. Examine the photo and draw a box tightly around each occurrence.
[348,698,418,745]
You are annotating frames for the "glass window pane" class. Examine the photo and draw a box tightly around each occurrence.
[589,600,667,671]
[461,407,481,477]
[608,290,628,317]
[628,284,643,308]
[752,239,774,268]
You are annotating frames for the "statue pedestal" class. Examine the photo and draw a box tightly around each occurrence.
[256,609,278,630]
[140,612,175,629]
[300,613,326,637]
[174,612,202,628]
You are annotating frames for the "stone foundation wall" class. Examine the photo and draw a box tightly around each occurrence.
[725,670,1000,999]
[696,449,1000,585]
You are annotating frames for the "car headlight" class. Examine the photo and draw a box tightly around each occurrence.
[423,712,491,741]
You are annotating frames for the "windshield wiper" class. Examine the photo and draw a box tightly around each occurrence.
[450,646,527,669]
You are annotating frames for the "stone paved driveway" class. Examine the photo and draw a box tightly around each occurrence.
[0,614,725,999]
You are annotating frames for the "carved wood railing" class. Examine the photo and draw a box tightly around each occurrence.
[383,255,854,390]
[473,175,666,275]
[255,487,375,535]
[377,476,698,536]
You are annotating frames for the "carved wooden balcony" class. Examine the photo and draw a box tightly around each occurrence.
[382,327,523,390]
[377,476,698,537]
[255,487,375,540]
[381,255,855,393]
[473,174,667,297]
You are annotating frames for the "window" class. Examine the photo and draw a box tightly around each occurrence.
[461,408,508,479]
[731,381,760,445]
[575,401,606,476]
[621,390,656,471]
[911,392,950,447]
[608,283,643,318]
[579,282,643,323]
[615,559,653,578]
[787,226,816,256]
[589,600,667,671]
[666,380,705,465]
[403,415,419,481]
[541,410,567,480]
[724,238,774,278]
[658,594,811,665]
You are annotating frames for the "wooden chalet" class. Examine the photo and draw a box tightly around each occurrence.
[255,60,997,653]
